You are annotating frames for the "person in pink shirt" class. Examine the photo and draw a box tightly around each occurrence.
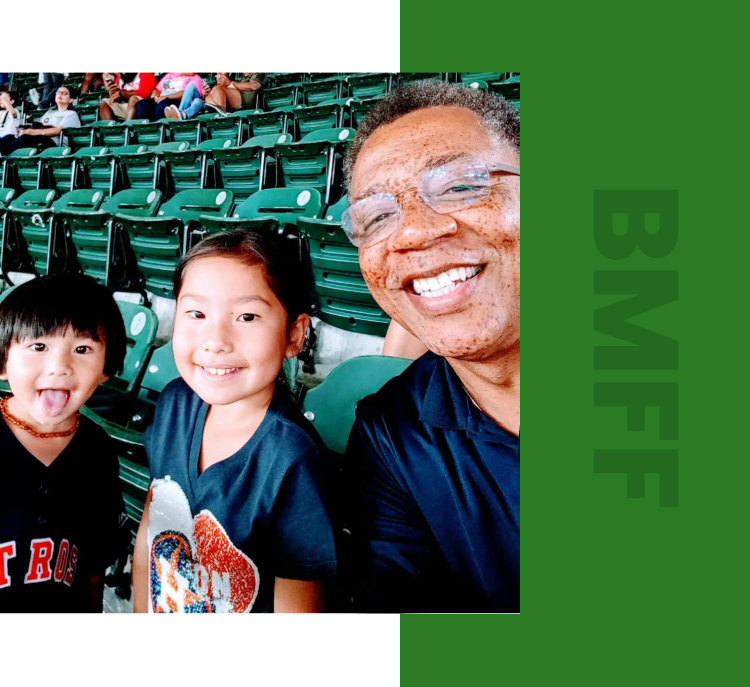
[135,73,206,121]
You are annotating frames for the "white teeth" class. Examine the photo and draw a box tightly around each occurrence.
[411,265,483,296]
[205,367,238,376]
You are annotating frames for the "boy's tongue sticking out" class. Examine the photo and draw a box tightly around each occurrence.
[39,389,70,417]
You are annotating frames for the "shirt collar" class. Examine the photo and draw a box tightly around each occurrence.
[420,355,520,448]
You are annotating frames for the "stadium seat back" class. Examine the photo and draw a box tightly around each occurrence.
[8,148,42,193]
[74,146,115,198]
[126,120,166,150]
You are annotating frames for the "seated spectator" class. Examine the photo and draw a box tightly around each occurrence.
[99,72,157,121]
[204,73,266,115]
[38,73,65,109]
[164,79,210,121]
[135,73,205,122]
[0,91,20,141]
[0,85,80,156]
[81,73,105,94]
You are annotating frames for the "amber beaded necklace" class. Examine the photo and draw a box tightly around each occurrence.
[0,395,79,439]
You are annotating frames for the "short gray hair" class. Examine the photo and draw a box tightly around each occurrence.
[344,80,520,190]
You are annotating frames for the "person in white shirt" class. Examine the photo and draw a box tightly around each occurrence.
[0,85,80,156]
[0,91,20,141]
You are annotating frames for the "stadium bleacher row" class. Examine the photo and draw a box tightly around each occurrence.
[0,72,520,598]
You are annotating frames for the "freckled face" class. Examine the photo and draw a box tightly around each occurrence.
[351,107,520,361]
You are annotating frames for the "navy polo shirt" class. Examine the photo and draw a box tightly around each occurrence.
[347,352,520,613]
[144,378,337,614]
[0,416,129,613]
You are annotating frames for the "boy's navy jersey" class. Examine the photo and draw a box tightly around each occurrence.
[144,378,337,613]
[347,352,520,613]
[0,416,129,613]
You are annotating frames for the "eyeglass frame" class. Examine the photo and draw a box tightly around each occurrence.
[342,157,521,248]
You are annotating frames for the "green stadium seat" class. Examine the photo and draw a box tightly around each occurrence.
[2,189,57,276]
[113,144,157,192]
[203,114,249,146]
[198,187,322,238]
[308,73,342,81]
[276,127,354,205]
[117,189,234,298]
[91,120,129,148]
[73,146,114,198]
[211,133,293,204]
[299,196,391,337]
[0,189,18,281]
[460,72,506,84]
[87,300,159,417]
[398,73,444,86]
[7,148,42,193]
[77,91,104,105]
[161,139,231,197]
[39,146,75,195]
[263,83,301,110]
[347,73,393,100]
[66,125,95,150]
[162,117,202,146]
[301,76,347,105]
[75,104,100,126]
[301,355,412,455]
[349,96,384,127]
[60,189,162,287]
[467,80,489,92]
[270,73,307,87]
[292,98,356,138]
[125,120,167,150]
[489,75,521,113]
[241,106,294,138]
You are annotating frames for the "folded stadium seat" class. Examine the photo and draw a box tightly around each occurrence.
[466,80,489,92]
[397,73,445,86]
[276,127,354,206]
[91,119,129,148]
[198,187,322,239]
[66,124,96,150]
[161,117,202,146]
[6,148,43,194]
[0,188,17,279]
[86,300,159,420]
[39,146,75,194]
[292,98,357,139]
[116,189,234,298]
[308,73,343,81]
[240,106,295,138]
[349,96,385,127]
[75,103,100,127]
[60,189,162,288]
[113,144,158,192]
[460,72,506,84]
[0,190,54,282]
[268,72,308,87]
[301,76,348,105]
[211,133,293,204]
[73,146,115,198]
[1,189,57,277]
[263,83,302,110]
[77,91,104,105]
[125,120,166,150]
[202,114,250,146]
[489,75,521,113]
[160,139,233,197]
[346,73,394,100]
[300,355,412,455]
[298,196,391,337]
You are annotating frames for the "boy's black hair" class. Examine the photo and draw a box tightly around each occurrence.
[0,274,127,377]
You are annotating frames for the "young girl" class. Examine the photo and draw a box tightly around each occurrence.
[133,229,337,613]
[0,274,129,612]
